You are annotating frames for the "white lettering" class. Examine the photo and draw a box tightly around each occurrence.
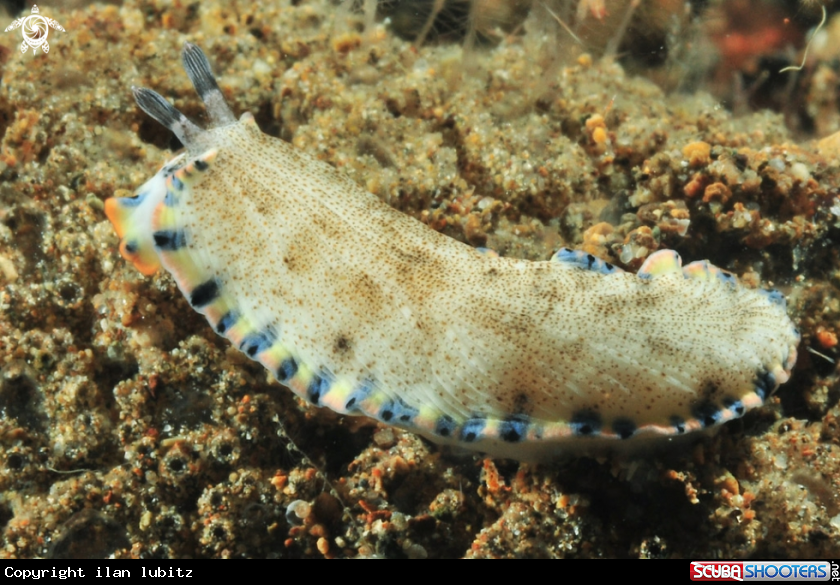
[3,568,85,579]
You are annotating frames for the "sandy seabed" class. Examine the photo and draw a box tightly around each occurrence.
[0,0,838,559]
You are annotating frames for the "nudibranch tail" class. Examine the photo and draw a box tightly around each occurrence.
[105,44,801,461]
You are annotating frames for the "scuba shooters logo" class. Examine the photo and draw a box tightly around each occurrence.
[690,561,836,582]
[5,5,64,54]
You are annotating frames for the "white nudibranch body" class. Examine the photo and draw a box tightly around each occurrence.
[105,44,800,460]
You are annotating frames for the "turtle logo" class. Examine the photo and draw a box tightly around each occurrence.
[5,5,65,55]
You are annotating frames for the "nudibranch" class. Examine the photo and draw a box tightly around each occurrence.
[105,44,799,460]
